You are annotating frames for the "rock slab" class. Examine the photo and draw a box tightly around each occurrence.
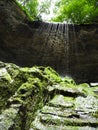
[0,61,98,130]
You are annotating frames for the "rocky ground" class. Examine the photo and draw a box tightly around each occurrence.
[0,61,98,130]
[0,0,98,83]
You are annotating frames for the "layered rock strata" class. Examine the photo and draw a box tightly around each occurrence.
[0,0,98,82]
[0,61,98,130]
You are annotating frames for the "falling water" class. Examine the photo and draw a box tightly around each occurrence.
[47,22,70,75]
[51,23,58,32]
[58,23,63,33]
[50,22,70,76]
[39,22,53,64]
[66,23,70,75]
[38,22,71,76]
[55,23,64,71]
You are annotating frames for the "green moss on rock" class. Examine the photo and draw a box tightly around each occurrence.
[0,61,98,130]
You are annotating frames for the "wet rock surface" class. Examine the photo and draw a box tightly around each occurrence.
[0,0,98,82]
[30,85,98,130]
[0,61,98,130]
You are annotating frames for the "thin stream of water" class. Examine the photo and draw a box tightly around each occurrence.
[40,23,53,64]
[65,23,70,75]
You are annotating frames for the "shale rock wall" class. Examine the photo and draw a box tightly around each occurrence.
[0,0,98,82]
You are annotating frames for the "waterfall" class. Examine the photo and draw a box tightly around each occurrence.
[39,22,53,64]
[47,22,70,76]
[37,22,77,77]
[56,22,70,76]
[65,23,70,75]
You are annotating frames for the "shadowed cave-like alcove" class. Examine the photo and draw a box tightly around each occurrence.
[0,0,98,83]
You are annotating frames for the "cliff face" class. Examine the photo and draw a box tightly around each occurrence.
[0,1,98,129]
[0,0,98,82]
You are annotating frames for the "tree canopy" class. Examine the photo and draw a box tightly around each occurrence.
[17,0,98,24]
[53,0,98,24]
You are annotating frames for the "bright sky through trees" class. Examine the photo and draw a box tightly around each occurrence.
[17,0,98,24]
[38,0,59,21]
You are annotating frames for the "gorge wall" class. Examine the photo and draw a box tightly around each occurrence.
[0,0,98,83]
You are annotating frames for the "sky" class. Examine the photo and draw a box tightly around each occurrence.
[38,0,59,21]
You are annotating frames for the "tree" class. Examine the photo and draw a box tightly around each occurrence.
[52,0,98,24]
[17,0,39,20]
[37,0,51,21]
[16,0,58,21]
[17,0,98,23]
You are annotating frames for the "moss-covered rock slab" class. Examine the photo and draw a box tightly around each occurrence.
[0,61,97,130]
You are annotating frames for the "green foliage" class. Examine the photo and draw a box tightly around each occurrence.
[16,0,98,23]
[16,0,59,21]
[24,0,38,19]
[38,0,51,15]
[17,0,39,20]
[16,0,52,21]
[53,0,98,24]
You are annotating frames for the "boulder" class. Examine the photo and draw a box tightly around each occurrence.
[0,61,98,130]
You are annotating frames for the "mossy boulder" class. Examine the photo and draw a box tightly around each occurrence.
[0,61,97,130]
